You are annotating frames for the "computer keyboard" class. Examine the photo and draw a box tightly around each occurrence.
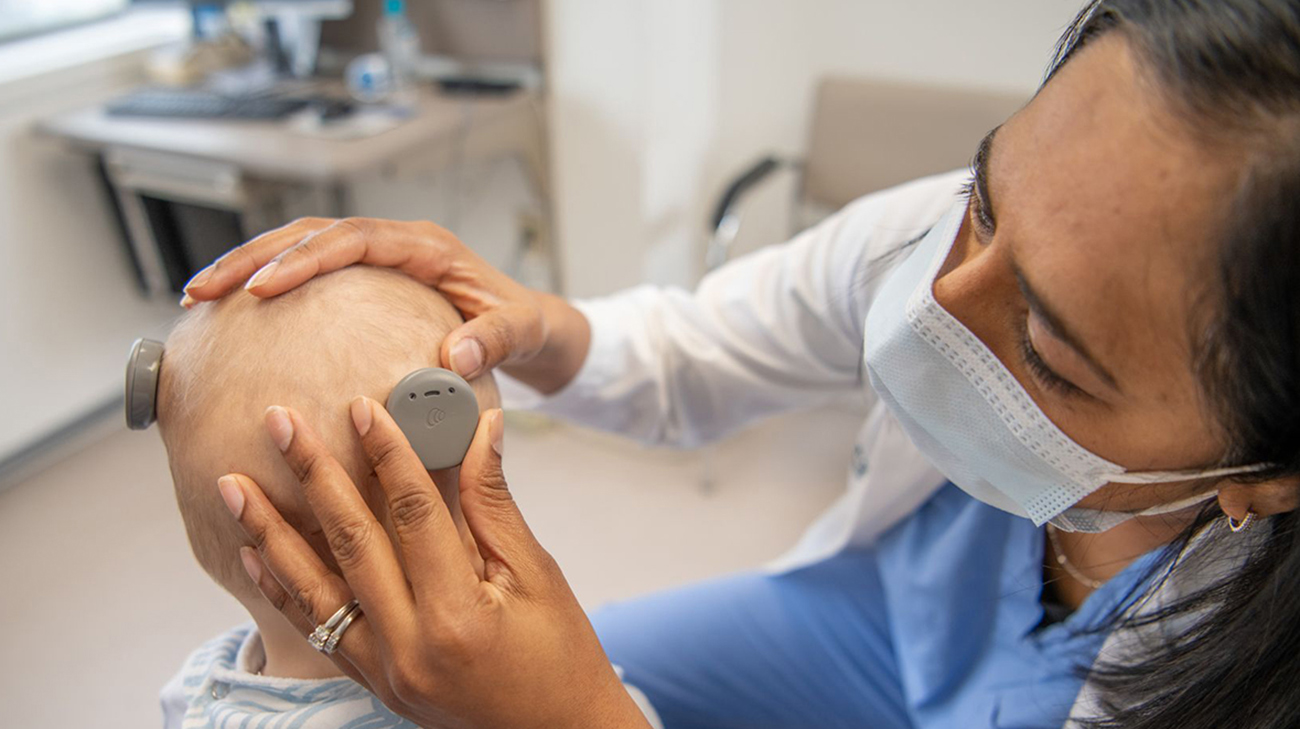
[105,90,310,120]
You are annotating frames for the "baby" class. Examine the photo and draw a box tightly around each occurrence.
[154,266,497,728]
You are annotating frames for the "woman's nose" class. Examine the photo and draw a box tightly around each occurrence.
[932,230,1020,353]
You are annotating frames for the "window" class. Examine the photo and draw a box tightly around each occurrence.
[0,0,131,43]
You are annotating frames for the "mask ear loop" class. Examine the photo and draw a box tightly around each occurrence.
[1104,462,1271,484]
[125,338,165,430]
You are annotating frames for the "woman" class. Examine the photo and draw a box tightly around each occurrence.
[185,1,1300,727]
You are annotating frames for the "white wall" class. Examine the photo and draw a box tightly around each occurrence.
[545,0,1084,297]
[545,0,721,297]
[0,13,186,465]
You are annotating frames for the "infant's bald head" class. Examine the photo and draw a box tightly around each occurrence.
[156,266,498,598]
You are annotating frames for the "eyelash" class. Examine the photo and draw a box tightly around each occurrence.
[964,181,997,240]
[1017,321,1087,399]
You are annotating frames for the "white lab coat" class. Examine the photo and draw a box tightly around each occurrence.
[523,169,965,571]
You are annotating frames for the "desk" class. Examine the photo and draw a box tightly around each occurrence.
[37,86,551,294]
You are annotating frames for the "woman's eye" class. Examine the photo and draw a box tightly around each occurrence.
[1017,322,1087,400]
[962,180,997,243]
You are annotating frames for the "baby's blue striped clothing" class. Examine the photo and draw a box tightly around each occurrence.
[160,623,417,729]
[161,623,664,728]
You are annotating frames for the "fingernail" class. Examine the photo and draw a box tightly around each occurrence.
[239,547,263,584]
[217,475,245,519]
[179,293,196,309]
[350,397,372,436]
[490,409,504,458]
[185,265,213,291]
[450,338,485,378]
[246,260,279,290]
[265,406,294,452]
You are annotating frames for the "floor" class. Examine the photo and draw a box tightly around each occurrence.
[0,406,860,729]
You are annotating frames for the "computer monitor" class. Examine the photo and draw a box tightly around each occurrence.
[255,0,355,77]
[256,1,353,19]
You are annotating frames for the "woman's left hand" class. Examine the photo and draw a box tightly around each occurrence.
[218,401,651,729]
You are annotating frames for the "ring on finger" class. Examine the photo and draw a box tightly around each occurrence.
[323,603,363,653]
[309,598,362,655]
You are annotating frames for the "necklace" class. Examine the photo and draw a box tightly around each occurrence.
[1046,523,1104,590]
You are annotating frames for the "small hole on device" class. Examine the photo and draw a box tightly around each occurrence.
[448,387,456,394]
[408,393,416,400]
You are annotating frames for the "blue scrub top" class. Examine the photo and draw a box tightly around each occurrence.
[876,483,1162,727]
[594,483,1165,728]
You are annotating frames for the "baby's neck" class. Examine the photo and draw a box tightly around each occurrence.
[246,601,346,679]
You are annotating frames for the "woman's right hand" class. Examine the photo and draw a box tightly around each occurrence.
[181,217,591,393]
[225,403,653,729]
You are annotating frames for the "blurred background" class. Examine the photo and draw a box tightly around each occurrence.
[0,1,1079,726]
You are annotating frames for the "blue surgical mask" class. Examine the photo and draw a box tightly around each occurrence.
[863,201,1260,533]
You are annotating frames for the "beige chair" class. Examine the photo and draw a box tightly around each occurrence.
[707,76,1029,270]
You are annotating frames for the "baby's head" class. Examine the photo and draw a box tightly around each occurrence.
[156,266,498,602]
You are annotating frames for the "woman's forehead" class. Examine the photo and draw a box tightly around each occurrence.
[994,35,1241,396]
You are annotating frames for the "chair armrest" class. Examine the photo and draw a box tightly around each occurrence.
[706,155,794,272]
[710,155,783,231]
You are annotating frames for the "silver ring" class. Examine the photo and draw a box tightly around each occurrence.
[324,603,363,653]
[308,599,361,655]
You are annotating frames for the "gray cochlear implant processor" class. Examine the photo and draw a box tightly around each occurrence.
[125,338,165,430]
[384,368,479,470]
[126,339,478,470]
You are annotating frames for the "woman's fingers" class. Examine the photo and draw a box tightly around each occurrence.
[244,218,461,299]
[349,397,480,604]
[263,406,414,631]
[183,215,565,385]
[235,545,315,635]
[183,218,334,303]
[242,221,368,298]
[220,472,386,683]
[236,547,372,690]
[457,409,549,590]
[234,216,548,380]
[441,305,546,380]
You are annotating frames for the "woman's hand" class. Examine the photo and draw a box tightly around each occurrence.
[217,401,651,729]
[182,217,590,393]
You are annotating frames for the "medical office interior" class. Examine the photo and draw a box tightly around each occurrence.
[0,1,1081,726]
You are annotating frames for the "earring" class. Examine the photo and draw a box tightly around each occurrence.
[1226,509,1256,533]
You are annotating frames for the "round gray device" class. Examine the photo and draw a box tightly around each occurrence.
[126,338,165,430]
[385,368,479,470]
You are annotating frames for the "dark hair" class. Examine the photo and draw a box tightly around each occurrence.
[1047,2,1300,727]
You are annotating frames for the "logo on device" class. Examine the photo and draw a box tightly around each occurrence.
[386,368,478,470]
[426,408,447,427]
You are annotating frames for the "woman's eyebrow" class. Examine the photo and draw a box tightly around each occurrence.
[1011,262,1122,394]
